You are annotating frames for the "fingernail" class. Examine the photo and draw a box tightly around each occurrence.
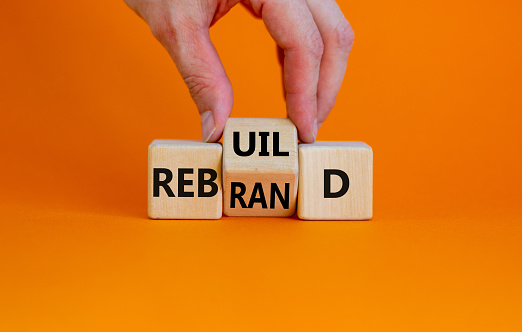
[201,111,216,143]
[312,119,318,142]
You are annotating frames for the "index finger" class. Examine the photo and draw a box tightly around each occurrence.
[249,0,323,142]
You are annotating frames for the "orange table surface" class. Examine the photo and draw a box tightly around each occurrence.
[1,1,521,330]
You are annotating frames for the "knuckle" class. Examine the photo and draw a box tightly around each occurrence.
[307,29,325,60]
[150,17,176,43]
[148,9,190,44]
[149,13,202,48]
[333,19,354,51]
[183,73,216,101]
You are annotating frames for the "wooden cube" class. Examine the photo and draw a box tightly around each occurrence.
[148,140,222,219]
[298,142,373,220]
[223,118,298,217]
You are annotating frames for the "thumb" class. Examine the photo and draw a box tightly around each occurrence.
[154,22,232,142]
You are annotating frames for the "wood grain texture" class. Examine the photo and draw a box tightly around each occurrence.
[148,140,222,219]
[298,141,373,220]
[223,118,298,217]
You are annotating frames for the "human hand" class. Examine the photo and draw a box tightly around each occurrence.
[124,0,354,143]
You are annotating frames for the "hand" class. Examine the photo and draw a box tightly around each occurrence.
[125,0,354,143]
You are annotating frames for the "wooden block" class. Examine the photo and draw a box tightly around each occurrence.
[148,140,222,219]
[223,118,298,217]
[298,142,373,220]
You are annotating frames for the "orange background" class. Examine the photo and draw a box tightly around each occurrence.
[1,0,521,330]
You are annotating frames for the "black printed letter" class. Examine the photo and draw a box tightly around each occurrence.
[198,168,218,197]
[231,182,247,208]
[273,132,289,156]
[270,183,289,209]
[233,132,256,157]
[259,132,270,156]
[153,168,175,197]
[248,183,267,208]
[324,169,349,198]
[178,168,194,197]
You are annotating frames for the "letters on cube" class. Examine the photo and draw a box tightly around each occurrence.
[223,118,298,217]
[298,142,373,220]
[148,119,373,220]
[148,140,222,219]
